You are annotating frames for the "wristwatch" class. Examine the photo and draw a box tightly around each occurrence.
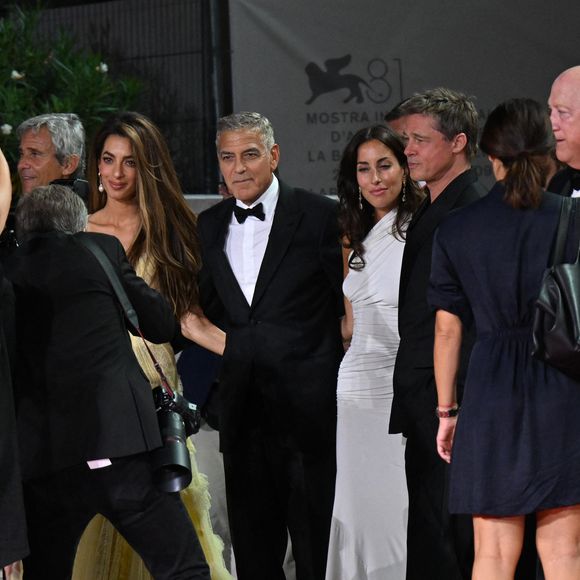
[435,405,460,418]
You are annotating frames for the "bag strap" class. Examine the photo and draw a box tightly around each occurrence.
[77,235,176,397]
[78,235,140,328]
[552,197,573,266]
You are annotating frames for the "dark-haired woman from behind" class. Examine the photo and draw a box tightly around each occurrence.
[325,125,423,579]
[430,98,580,580]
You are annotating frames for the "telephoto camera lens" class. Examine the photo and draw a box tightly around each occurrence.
[150,409,192,493]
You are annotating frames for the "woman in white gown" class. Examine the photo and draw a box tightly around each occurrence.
[326,125,424,580]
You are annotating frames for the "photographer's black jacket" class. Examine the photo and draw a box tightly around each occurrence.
[0,267,28,566]
[4,231,176,480]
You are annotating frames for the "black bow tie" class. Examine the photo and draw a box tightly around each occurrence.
[233,203,265,224]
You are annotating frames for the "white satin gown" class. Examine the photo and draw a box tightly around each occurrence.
[326,210,408,580]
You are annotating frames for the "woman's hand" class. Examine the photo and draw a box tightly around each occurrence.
[180,309,226,356]
[436,417,457,463]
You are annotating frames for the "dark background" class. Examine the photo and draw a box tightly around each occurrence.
[2,0,233,195]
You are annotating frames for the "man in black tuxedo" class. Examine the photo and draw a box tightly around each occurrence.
[197,112,343,580]
[389,88,485,580]
[548,65,580,197]
[5,185,209,579]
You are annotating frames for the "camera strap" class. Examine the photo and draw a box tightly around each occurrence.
[77,235,176,397]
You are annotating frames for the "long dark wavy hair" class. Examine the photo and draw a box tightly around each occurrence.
[479,98,554,209]
[338,124,423,270]
[88,111,201,318]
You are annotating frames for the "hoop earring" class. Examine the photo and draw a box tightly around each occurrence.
[358,187,363,210]
[401,175,407,203]
[98,173,104,193]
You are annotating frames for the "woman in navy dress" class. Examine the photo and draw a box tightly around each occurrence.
[429,98,580,579]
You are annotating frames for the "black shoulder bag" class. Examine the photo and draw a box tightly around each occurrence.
[532,197,580,381]
[78,236,200,492]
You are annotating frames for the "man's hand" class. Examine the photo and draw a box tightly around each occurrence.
[436,417,457,463]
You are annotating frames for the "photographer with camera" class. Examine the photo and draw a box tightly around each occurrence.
[3,184,209,579]
[79,111,230,580]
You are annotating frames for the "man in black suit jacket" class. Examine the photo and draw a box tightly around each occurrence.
[548,65,580,197]
[389,89,485,580]
[0,268,28,575]
[0,147,28,575]
[198,112,343,580]
[5,185,209,579]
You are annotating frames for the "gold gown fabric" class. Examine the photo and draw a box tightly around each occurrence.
[72,256,232,580]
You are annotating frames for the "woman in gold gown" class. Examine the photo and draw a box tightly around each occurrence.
[73,111,230,580]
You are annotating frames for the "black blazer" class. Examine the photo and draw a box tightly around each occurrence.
[548,166,580,196]
[0,269,28,566]
[198,181,344,452]
[4,232,177,480]
[390,169,486,434]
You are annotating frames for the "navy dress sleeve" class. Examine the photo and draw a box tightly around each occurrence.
[428,227,473,327]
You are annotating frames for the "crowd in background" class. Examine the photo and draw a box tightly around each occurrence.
[1,64,580,580]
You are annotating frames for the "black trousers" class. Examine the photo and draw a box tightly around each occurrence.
[22,453,209,580]
[223,428,336,580]
[396,367,473,580]
[404,410,474,580]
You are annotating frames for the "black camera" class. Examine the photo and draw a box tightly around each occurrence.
[150,386,201,493]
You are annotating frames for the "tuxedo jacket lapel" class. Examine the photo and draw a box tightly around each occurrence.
[206,199,251,314]
[251,184,302,310]
[548,166,574,197]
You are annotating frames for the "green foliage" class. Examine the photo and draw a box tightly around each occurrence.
[0,4,141,181]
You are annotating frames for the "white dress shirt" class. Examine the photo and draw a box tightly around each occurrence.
[225,175,279,305]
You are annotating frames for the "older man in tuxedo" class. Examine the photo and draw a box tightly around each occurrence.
[197,112,343,580]
[548,65,580,196]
